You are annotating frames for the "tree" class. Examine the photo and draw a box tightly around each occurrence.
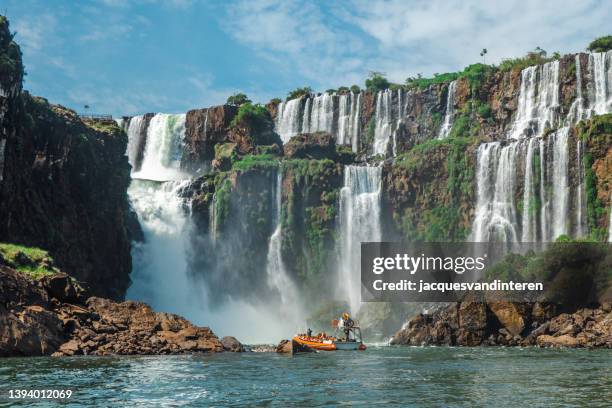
[587,35,612,53]
[226,93,251,106]
[286,86,313,100]
[350,84,361,94]
[480,48,488,64]
[365,71,390,92]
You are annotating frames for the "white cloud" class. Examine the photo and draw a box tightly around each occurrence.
[222,0,612,86]
[12,13,57,52]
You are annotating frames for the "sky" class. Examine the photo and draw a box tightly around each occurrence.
[4,0,611,116]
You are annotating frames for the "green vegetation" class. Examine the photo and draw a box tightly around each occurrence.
[587,35,612,53]
[0,16,23,81]
[405,72,459,90]
[231,154,279,172]
[393,137,476,241]
[498,47,560,72]
[214,176,232,228]
[365,71,390,92]
[230,102,271,130]
[0,242,58,278]
[226,93,251,106]
[405,63,493,93]
[325,88,336,94]
[577,114,612,241]
[269,97,282,105]
[350,85,361,94]
[286,86,313,101]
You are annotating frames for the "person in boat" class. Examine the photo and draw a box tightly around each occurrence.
[307,328,312,337]
[342,312,354,342]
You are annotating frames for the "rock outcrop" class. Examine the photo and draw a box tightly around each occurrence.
[391,301,612,348]
[0,17,135,300]
[0,266,232,357]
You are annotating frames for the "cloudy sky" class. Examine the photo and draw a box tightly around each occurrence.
[4,0,611,116]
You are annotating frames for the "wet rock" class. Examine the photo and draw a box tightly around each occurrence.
[221,336,244,352]
[487,301,530,336]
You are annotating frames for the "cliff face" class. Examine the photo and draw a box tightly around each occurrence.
[0,17,134,299]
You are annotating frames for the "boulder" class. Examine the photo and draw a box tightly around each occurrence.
[487,301,530,336]
[536,334,581,348]
[42,273,85,304]
[221,336,244,352]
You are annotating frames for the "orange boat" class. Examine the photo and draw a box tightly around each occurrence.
[293,319,367,351]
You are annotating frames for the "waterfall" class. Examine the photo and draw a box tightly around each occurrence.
[568,55,586,124]
[575,139,586,237]
[337,92,361,149]
[373,89,393,155]
[276,92,362,149]
[438,80,457,139]
[339,165,382,313]
[546,128,570,241]
[266,170,301,316]
[135,113,186,181]
[589,50,612,115]
[521,138,538,241]
[124,115,147,171]
[306,93,334,134]
[471,142,519,243]
[276,98,303,143]
[509,61,560,139]
[126,111,193,315]
[352,93,361,152]
[0,138,6,182]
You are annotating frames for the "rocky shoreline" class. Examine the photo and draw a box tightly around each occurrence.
[391,300,612,348]
[0,266,246,357]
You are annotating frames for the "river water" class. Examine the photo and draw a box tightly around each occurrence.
[1,347,610,407]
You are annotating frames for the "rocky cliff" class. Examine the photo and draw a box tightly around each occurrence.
[0,17,135,299]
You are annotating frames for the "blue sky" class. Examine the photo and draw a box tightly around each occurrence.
[4,0,612,116]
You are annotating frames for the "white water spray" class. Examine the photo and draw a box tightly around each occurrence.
[339,165,382,313]
[438,80,457,139]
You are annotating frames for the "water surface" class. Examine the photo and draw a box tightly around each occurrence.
[1,346,610,407]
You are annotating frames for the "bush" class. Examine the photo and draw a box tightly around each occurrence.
[230,102,271,130]
[498,47,560,72]
[337,86,350,94]
[325,88,336,94]
[226,93,251,106]
[350,84,361,94]
[365,71,390,92]
[287,86,312,101]
[405,72,459,90]
[587,35,612,53]
[269,97,282,105]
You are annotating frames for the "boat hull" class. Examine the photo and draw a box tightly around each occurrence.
[292,336,366,351]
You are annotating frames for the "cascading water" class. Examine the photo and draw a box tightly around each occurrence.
[276,98,302,143]
[471,142,519,243]
[337,92,361,150]
[125,113,195,318]
[543,127,570,241]
[338,165,382,313]
[275,92,362,151]
[509,61,560,139]
[589,50,612,115]
[438,80,457,139]
[265,169,302,323]
[373,89,393,156]
[124,115,147,170]
[521,138,538,242]
[304,93,334,135]
[575,139,586,237]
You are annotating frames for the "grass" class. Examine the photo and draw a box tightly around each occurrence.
[0,242,58,278]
